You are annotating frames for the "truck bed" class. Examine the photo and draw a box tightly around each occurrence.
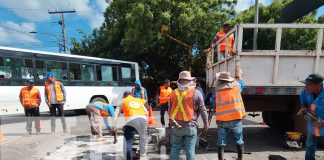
[206,24,324,92]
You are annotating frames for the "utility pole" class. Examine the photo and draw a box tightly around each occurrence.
[253,0,259,50]
[48,10,75,53]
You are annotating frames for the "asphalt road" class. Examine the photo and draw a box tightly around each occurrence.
[0,111,324,160]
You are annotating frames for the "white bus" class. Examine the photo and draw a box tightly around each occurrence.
[0,46,139,116]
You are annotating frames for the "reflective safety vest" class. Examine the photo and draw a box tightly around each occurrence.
[21,87,40,107]
[169,89,195,122]
[93,101,110,117]
[132,87,146,100]
[122,96,147,120]
[215,86,245,121]
[217,30,234,53]
[45,81,64,103]
[159,86,172,104]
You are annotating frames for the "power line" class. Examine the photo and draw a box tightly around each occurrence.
[63,0,75,10]
[38,0,50,10]
[0,24,36,38]
[48,10,76,53]
[45,0,57,10]
[2,7,103,13]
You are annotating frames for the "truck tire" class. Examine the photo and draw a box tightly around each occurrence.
[262,111,294,131]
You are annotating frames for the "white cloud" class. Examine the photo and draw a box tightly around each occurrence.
[0,21,40,44]
[0,0,50,21]
[95,0,109,12]
[0,0,110,29]
[68,0,107,28]
[235,0,273,13]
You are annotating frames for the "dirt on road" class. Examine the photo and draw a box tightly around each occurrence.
[1,112,324,160]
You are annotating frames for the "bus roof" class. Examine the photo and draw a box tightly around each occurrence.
[0,46,137,65]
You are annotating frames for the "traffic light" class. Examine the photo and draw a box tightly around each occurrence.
[281,0,324,23]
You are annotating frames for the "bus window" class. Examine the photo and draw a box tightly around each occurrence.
[69,63,81,80]
[4,57,24,79]
[35,60,46,80]
[22,59,33,79]
[96,65,118,82]
[81,64,94,81]
[121,67,131,81]
[101,66,113,81]
[0,57,5,78]
[47,61,67,81]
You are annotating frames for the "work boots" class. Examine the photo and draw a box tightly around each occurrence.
[236,144,244,160]
[218,146,224,160]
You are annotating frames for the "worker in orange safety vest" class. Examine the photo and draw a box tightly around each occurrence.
[113,91,149,160]
[214,70,245,160]
[169,71,209,160]
[212,23,234,61]
[156,79,172,127]
[19,79,41,135]
[45,72,67,133]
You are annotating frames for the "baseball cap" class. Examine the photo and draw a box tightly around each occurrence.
[46,72,54,78]
[301,73,324,84]
[123,91,132,98]
[27,79,34,84]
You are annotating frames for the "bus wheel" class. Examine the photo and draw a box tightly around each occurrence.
[75,96,109,115]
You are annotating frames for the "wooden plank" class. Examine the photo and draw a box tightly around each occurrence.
[237,26,243,53]
[316,29,323,53]
[275,27,282,52]
[273,55,279,84]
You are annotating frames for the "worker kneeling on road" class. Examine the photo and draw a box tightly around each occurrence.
[114,91,148,160]
[169,71,209,160]
[86,100,115,137]
[298,73,324,160]
[214,71,245,160]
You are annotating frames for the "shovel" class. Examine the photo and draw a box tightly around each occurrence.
[113,130,118,144]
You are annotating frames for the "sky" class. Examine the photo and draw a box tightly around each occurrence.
[0,0,323,53]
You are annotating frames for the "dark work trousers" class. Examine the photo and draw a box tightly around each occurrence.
[49,104,67,132]
[124,126,137,160]
[24,107,40,132]
[160,103,168,126]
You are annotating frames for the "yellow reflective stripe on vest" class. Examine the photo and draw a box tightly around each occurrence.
[171,89,189,121]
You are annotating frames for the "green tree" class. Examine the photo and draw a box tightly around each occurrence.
[71,0,237,97]
[235,0,322,50]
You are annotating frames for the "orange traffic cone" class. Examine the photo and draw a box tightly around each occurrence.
[0,130,6,142]
[148,106,156,126]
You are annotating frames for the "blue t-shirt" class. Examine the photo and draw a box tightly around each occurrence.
[93,102,115,117]
[93,102,115,129]
[300,84,324,136]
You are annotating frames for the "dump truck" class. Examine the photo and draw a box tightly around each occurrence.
[206,23,324,133]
